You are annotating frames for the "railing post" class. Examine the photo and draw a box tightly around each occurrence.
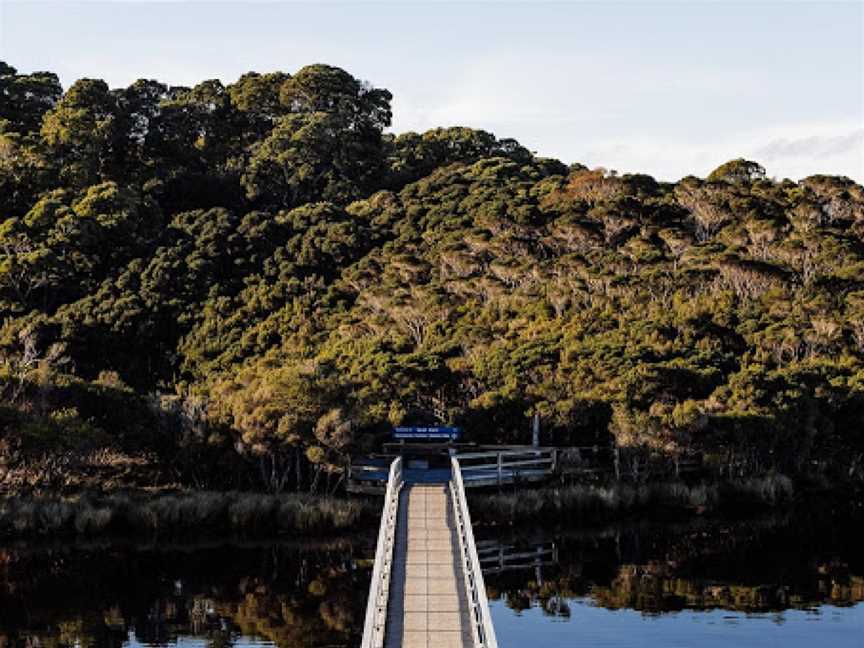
[536,545,544,586]
[497,452,503,488]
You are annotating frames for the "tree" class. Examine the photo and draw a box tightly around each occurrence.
[0,62,63,134]
[707,158,766,185]
[0,182,153,313]
[243,111,385,207]
[41,78,120,187]
[385,127,531,188]
[242,65,392,207]
[228,70,291,141]
[674,176,735,241]
[212,362,343,492]
[280,64,392,132]
[112,78,172,177]
[0,122,52,217]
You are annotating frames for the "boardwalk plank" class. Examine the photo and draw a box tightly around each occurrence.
[383,484,474,648]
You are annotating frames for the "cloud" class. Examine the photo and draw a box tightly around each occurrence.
[754,129,864,161]
[563,123,864,184]
[388,48,864,183]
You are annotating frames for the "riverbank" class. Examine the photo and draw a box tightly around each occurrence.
[468,474,799,526]
[0,490,374,539]
[3,473,858,540]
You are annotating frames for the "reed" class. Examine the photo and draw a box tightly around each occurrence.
[0,491,372,539]
[469,475,795,525]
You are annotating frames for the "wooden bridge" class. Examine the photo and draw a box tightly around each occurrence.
[360,456,497,648]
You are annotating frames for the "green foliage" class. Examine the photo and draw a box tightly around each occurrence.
[707,158,767,185]
[41,78,121,188]
[0,62,62,134]
[1,61,863,494]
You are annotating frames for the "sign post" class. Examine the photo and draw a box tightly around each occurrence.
[532,413,540,448]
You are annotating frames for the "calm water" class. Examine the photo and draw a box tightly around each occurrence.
[0,507,861,648]
[0,538,372,648]
[483,510,864,647]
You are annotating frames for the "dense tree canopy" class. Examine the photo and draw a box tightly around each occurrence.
[1,61,863,493]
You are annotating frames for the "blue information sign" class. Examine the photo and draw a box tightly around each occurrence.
[393,426,462,440]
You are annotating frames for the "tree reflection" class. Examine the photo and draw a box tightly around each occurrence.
[484,511,864,616]
[0,539,370,648]
[2,509,862,647]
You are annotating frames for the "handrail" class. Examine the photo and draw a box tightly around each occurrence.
[360,457,403,648]
[456,448,556,460]
[450,456,498,648]
[459,458,554,470]
[456,448,558,489]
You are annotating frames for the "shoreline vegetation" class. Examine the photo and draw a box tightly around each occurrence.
[0,490,372,539]
[1,471,861,540]
[469,474,797,526]
[0,473,816,540]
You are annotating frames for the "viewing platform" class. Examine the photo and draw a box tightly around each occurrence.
[348,446,559,494]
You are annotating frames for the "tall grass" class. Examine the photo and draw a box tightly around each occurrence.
[470,474,795,525]
[0,491,373,539]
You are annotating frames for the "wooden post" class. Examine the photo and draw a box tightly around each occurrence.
[497,452,503,488]
[536,545,544,585]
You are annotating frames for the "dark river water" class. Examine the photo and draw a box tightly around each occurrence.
[0,506,861,647]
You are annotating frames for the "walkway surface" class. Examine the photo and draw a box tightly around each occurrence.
[384,483,474,648]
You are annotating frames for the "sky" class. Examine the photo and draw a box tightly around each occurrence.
[1,0,862,182]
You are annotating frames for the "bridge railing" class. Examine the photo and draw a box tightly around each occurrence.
[360,457,403,648]
[450,456,498,648]
[476,540,558,575]
[456,447,558,487]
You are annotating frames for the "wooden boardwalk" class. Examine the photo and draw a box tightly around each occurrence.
[361,458,497,648]
[384,484,473,647]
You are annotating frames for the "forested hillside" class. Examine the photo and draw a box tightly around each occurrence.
[1,61,863,494]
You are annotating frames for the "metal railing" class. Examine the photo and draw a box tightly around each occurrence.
[456,447,558,487]
[450,456,498,648]
[360,457,403,648]
[476,540,558,575]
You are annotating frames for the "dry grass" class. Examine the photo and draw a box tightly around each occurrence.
[0,491,373,539]
[469,474,795,525]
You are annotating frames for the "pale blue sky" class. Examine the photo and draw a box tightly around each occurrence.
[1,1,862,181]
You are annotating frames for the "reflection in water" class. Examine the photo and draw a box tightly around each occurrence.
[0,508,862,648]
[0,538,373,648]
[482,508,864,647]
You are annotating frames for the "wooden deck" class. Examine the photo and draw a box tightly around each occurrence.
[384,484,474,647]
[361,458,497,648]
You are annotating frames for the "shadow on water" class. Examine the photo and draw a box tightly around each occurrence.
[1,506,862,648]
